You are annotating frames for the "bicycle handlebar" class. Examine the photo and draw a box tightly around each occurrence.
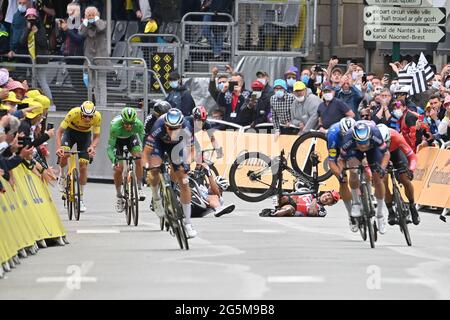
[117,156,141,161]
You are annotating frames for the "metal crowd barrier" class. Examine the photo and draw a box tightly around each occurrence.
[234,0,312,57]
[181,12,235,77]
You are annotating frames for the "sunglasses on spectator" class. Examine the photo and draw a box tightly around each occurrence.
[360,114,370,119]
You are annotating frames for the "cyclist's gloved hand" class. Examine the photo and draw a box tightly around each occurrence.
[338,174,346,184]
[201,165,211,177]
[374,164,386,178]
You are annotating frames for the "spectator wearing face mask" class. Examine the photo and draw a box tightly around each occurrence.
[8,0,32,59]
[209,71,229,106]
[270,79,296,139]
[249,78,272,127]
[391,100,419,150]
[372,88,393,126]
[394,85,418,113]
[165,71,196,117]
[317,83,354,133]
[300,68,316,95]
[284,67,299,93]
[290,81,321,134]
[336,75,364,120]
[255,70,274,100]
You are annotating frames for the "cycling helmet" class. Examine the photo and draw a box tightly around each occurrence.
[153,100,171,116]
[80,101,96,116]
[339,117,356,134]
[192,106,208,121]
[215,176,230,191]
[328,190,340,204]
[376,124,391,144]
[352,122,371,144]
[164,108,184,128]
[121,107,137,124]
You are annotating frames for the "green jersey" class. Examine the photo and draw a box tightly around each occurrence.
[107,115,145,162]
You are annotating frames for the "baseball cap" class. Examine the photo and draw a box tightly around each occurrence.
[331,67,343,75]
[273,79,287,90]
[168,71,181,81]
[5,81,25,91]
[25,8,38,18]
[22,98,43,119]
[3,92,21,104]
[256,70,268,77]
[322,83,334,91]
[0,104,11,111]
[293,81,306,91]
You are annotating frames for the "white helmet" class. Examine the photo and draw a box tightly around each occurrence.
[339,117,356,134]
[376,124,391,144]
[215,176,229,191]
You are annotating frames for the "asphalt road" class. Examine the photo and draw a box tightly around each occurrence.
[1,182,450,300]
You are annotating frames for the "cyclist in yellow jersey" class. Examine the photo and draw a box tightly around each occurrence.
[55,101,102,212]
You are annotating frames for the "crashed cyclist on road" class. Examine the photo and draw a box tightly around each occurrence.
[107,107,145,213]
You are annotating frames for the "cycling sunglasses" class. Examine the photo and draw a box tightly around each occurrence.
[82,114,94,119]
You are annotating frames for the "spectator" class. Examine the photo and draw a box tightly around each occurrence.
[426,95,446,137]
[359,107,372,121]
[209,66,229,105]
[329,67,343,90]
[238,2,259,50]
[57,2,84,92]
[392,100,419,150]
[336,75,364,120]
[165,71,196,116]
[270,79,295,138]
[217,72,252,126]
[0,11,9,54]
[371,88,393,126]
[20,8,54,110]
[35,0,57,53]
[79,6,108,107]
[77,0,104,18]
[290,81,321,134]
[8,0,31,59]
[284,67,299,93]
[394,85,418,112]
[438,96,450,141]
[317,83,354,132]
[133,0,160,33]
[4,0,18,28]
[205,0,232,60]
[249,71,273,127]
[5,80,26,99]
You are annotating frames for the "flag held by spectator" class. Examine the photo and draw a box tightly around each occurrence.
[27,32,36,60]
[398,53,434,96]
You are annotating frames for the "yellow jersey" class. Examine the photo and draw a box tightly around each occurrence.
[60,107,102,134]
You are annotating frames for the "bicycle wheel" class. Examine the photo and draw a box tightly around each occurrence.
[130,174,139,227]
[229,152,276,202]
[124,177,131,226]
[394,188,412,246]
[361,184,376,249]
[358,217,367,241]
[290,131,332,182]
[66,177,73,221]
[72,169,81,221]
[161,180,186,250]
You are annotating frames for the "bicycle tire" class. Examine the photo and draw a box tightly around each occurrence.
[161,179,187,250]
[131,174,139,226]
[394,187,412,246]
[160,217,165,231]
[73,169,81,221]
[177,218,190,250]
[290,131,333,182]
[66,177,73,221]
[124,176,131,226]
[358,217,367,241]
[229,152,276,202]
[169,187,189,250]
[362,184,376,249]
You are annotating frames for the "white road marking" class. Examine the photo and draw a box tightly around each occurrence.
[76,229,120,234]
[36,277,97,283]
[382,278,437,285]
[267,276,325,283]
[243,229,285,234]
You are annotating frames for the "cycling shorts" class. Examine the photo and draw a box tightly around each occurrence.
[115,135,142,158]
[347,147,384,166]
[150,141,190,172]
[61,127,91,161]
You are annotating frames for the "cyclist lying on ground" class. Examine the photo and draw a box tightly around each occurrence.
[191,164,235,218]
[259,190,340,217]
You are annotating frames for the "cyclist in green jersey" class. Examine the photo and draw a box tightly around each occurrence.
[107,107,145,212]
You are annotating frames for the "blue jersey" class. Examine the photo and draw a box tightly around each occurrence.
[148,116,194,146]
[339,122,388,160]
[326,123,343,161]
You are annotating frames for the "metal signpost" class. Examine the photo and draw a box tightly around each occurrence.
[363,0,447,62]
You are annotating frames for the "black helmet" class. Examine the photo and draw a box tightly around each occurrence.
[153,100,171,116]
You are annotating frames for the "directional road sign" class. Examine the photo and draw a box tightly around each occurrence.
[364,6,446,25]
[364,0,423,6]
[363,24,446,43]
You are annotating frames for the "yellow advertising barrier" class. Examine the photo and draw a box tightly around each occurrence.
[0,164,66,265]
[417,149,450,208]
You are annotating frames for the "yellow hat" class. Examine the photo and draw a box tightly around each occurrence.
[144,19,158,33]
[3,92,21,104]
[33,94,50,110]
[0,104,11,111]
[22,98,43,119]
[293,81,306,91]
[26,89,42,99]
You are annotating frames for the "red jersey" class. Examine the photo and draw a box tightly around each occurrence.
[290,194,327,217]
[388,129,417,171]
